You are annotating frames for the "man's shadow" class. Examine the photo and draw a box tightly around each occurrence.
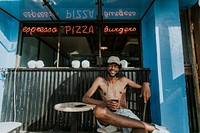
[27,71,102,132]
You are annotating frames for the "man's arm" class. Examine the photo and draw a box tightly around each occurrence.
[126,78,151,102]
[82,77,104,105]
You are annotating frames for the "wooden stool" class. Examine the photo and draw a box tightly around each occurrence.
[0,122,22,133]
[54,102,96,133]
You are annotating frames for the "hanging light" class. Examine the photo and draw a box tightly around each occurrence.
[100,46,108,50]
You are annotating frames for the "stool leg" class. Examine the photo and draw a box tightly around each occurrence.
[71,113,78,133]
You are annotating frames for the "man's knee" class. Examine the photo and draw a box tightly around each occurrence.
[93,106,108,119]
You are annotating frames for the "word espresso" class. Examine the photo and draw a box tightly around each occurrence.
[22,26,58,35]
[23,10,55,18]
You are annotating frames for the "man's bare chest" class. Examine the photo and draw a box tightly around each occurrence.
[100,80,126,99]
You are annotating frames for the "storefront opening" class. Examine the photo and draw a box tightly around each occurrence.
[20,22,141,67]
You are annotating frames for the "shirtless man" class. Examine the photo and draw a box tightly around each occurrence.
[82,56,170,133]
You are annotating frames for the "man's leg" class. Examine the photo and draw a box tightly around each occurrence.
[94,106,155,132]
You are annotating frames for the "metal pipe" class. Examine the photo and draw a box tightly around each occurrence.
[42,0,61,67]
[42,0,60,21]
[97,0,103,65]
[56,23,61,68]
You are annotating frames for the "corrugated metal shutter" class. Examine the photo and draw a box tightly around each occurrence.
[1,68,150,132]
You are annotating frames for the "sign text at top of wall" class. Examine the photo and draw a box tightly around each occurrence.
[22,9,136,19]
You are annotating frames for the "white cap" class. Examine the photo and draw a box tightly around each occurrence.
[107,56,121,66]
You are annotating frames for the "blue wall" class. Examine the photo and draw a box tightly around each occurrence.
[141,1,161,124]
[142,0,189,132]
[0,10,19,119]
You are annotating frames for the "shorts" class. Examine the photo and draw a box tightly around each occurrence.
[97,108,140,133]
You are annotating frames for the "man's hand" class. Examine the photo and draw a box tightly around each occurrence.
[106,100,119,111]
[140,82,151,103]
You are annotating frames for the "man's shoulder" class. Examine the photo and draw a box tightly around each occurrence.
[119,76,132,84]
[94,77,106,85]
[96,76,105,81]
[119,76,128,80]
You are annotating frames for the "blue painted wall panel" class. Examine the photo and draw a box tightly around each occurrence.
[142,0,189,132]
[0,10,19,120]
[141,3,162,124]
[0,10,19,67]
